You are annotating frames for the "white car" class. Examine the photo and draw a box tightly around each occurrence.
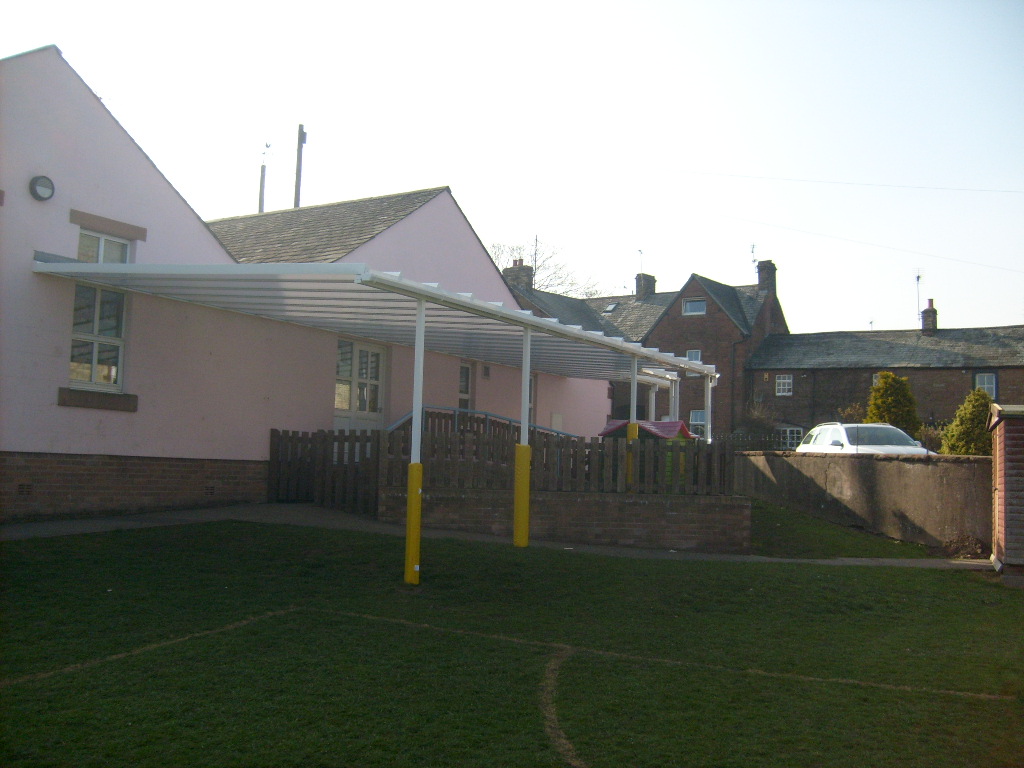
[795,422,933,455]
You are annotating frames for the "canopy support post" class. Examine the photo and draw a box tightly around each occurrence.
[514,328,532,547]
[704,373,714,444]
[404,298,426,584]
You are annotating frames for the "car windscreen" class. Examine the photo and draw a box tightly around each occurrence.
[844,425,916,446]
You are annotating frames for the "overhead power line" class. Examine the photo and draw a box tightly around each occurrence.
[693,171,1024,195]
[732,216,1024,275]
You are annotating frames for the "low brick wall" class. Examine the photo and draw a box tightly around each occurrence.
[0,451,268,521]
[378,488,751,553]
[734,452,991,549]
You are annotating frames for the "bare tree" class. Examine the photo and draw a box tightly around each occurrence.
[489,239,601,298]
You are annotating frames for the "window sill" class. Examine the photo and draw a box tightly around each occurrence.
[58,387,138,412]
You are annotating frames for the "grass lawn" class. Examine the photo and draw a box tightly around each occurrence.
[2,509,1021,767]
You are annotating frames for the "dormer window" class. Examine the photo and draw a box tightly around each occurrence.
[682,298,707,316]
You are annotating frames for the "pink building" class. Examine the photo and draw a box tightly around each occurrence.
[2,46,708,519]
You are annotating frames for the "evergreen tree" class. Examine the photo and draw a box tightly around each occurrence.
[941,388,993,456]
[866,371,922,436]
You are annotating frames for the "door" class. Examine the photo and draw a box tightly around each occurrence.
[334,339,386,431]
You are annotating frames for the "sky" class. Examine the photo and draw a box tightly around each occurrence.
[4,0,1023,333]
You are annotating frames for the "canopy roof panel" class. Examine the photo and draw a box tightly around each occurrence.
[33,258,717,381]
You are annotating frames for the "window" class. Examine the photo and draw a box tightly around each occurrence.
[70,284,125,390]
[775,374,793,396]
[77,230,130,263]
[776,427,804,450]
[686,349,701,377]
[975,372,996,399]
[459,363,474,411]
[602,302,619,314]
[689,409,706,437]
[682,298,707,316]
[335,340,381,414]
[872,372,881,387]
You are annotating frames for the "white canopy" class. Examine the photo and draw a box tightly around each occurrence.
[33,258,717,381]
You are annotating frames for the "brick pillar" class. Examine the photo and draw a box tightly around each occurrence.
[988,404,1024,587]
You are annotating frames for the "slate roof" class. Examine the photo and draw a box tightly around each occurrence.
[747,326,1024,370]
[206,187,449,263]
[513,286,610,334]
[583,292,677,342]
[692,275,767,336]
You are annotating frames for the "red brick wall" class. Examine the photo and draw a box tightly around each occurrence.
[0,452,267,521]
[378,487,751,554]
[991,413,1024,567]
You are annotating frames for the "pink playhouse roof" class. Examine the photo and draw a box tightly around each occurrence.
[598,420,696,439]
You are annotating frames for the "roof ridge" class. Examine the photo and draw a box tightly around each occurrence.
[206,186,449,224]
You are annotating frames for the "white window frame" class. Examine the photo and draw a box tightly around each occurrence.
[69,283,126,392]
[682,298,707,316]
[458,362,475,411]
[974,372,996,399]
[78,229,131,264]
[689,409,706,437]
[776,427,804,450]
[335,339,383,416]
[775,374,793,396]
[686,349,701,377]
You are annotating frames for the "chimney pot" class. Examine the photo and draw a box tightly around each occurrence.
[756,260,777,293]
[636,273,656,300]
[503,262,535,292]
[921,298,938,335]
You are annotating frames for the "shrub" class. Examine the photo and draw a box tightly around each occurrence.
[837,402,866,423]
[866,371,922,437]
[941,388,993,455]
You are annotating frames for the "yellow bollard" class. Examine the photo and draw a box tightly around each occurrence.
[404,462,423,584]
[513,443,532,547]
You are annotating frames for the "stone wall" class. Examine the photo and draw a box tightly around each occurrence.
[733,451,991,549]
[378,487,751,554]
[0,452,268,520]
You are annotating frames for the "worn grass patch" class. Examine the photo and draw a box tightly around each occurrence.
[2,521,1021,767]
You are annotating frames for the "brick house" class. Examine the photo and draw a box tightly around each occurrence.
[504,260,787,436]
[747,300,1024,440]
[504,260,1024,446]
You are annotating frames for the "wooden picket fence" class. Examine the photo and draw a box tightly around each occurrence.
[269,427,733,511]
[269,429,380,514]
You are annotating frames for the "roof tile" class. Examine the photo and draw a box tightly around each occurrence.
[206,187,449,263]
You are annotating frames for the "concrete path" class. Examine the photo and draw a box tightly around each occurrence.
[1,502,992,570]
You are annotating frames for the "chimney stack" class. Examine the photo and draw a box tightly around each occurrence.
[636,273,656,300]
[503,258,535,292]
[921,299,938,335]
[757,260,777,293]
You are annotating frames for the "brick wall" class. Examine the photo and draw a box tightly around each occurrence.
[989,405,1024,585]
[0,452,267,521]
[378,487,751,553]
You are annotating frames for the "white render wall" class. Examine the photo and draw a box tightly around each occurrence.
[0,48,335,460]
[343,190,518,307]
